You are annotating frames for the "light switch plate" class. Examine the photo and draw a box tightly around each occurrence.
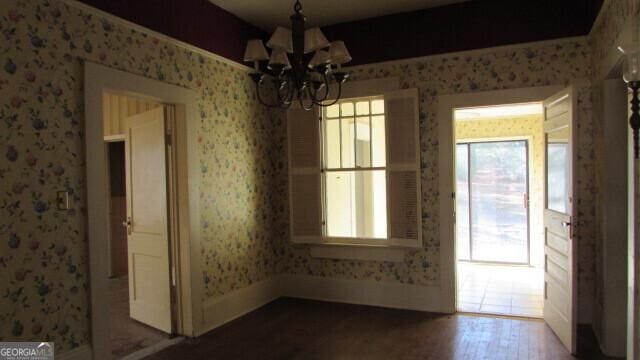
[57,191,70,210]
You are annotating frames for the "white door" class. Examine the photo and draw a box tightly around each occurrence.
[542,87,576,353]
[124,107,172,333]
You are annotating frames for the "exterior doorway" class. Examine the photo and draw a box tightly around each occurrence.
[453,103,544,318]
[438,85,578,353]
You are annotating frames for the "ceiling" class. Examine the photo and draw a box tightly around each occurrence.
[208,0,467,31]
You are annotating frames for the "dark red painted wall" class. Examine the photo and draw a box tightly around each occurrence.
[323,0,603,65]
[77,0,267,64]
[78,0,602,66]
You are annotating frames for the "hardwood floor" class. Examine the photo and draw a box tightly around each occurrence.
[146,298,608,360]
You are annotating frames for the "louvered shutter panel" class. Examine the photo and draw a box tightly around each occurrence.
[384,89,422,247]
[287,107,323,243]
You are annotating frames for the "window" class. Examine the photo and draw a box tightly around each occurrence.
[322,98,387,239]
[287,87,422,248]
[546,128,569,213]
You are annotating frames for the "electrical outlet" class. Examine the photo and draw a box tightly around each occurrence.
[57,191,70,210]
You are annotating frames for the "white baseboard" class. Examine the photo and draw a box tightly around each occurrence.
[57,344,92,360]
[280,275,443,313]
[198,277,281,336]
[120,337,184,360]
[197,275,442,337]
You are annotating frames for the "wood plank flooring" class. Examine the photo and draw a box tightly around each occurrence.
[146,297,608,360]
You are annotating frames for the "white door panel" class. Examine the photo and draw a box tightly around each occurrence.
[542,87,576,353]
[125,106,172,333]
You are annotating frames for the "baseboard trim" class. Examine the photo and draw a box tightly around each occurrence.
[280,275,443,313]
[198,275,442,337]
[57,344,92,360]
[198,277,281,336]
[120,337,184,360]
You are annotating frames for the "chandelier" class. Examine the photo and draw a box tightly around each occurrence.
[243,0,351,110]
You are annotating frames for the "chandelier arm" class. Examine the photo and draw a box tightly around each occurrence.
[254,77,285,108]
[276,78,292,106]
[316,80,343,107]
[308,80,319,102]
[298,87,315,111]
[284,76,295,103]
[308,73,330,106]
[278,81,295,110]
[285,81,297,104]
[281,99,294,110]
[317,72,331,102]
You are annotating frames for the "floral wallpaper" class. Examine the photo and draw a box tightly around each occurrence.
[0,0,630,355]
[455,115,545,267]
[0,0,280,354]
[278,39,598,322]
[589,0,638,79]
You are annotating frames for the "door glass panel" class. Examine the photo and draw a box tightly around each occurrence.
[469,141,529,263]
[546,127,570,214]
[456,144,470,260]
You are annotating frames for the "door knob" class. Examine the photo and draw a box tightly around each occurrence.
[122,217,132,235]
[561,221,571,227]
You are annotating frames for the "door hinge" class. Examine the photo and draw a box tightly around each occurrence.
[452,192,456,199]
[171,265,177,287]
[166,134,172,145]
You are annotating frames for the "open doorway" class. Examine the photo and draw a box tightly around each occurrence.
[454,103,544,318]
[103,92,175,358]
[85,63,199,359]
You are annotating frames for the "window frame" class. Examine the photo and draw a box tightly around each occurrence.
[321,95,390,245]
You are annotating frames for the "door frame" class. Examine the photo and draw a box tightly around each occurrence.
[438,85,564,313]
[455,138,532,265]
[84,62,202,359]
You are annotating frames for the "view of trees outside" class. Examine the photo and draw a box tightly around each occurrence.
[456,141,529,263]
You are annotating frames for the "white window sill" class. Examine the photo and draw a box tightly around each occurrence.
[309,243,407,262]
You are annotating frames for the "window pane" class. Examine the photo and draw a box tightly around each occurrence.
[324,119,340,168]
[341,102,354,117]
[325,104,339,118]
[469,141,528,263]
[455,144,470,261]
[325,170,387,238]
[547,128,569,213]
[371,99,384,114]
[355,117,371,167]
[371,115,386,167]
[355,101,370,115]
[341,117,355,167]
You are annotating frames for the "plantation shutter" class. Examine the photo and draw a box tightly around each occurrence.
[384,88,422,247]
[287,107,323,243]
